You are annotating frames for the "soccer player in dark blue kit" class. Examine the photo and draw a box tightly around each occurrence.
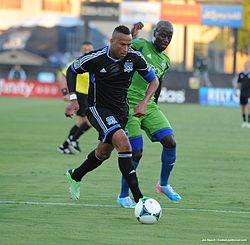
[234,60,250,128]
[64,25,159,203]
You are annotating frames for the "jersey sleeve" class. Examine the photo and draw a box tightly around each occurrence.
[66,55,89,93]
[131,38,145,51]
[62,67,67,77]
[66,53,96,93]
[70,55,87,74]
[237,72,243,84]
[135,52,156,83]
[70,53,96,75]
[61,62,71,77]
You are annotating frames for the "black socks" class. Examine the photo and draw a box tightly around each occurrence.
[118,152,143,203]
[72,150,103,182]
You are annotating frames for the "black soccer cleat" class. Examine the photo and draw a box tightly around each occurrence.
[57,145,73,155]
[67,138,81,153]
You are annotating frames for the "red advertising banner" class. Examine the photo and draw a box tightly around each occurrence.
[0,79,61,98]
[161,4,201,25]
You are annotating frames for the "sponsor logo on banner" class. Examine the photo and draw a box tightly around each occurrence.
[80,2,119,21]
[0,79,61,98]
[161,4,201,25]
[199,87,239,107]
[201,5,243,28]
[158,87,185,103]
[120,1,160,24]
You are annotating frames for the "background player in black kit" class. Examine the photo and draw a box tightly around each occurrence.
[64,25,159,203]
[234,61,250,128]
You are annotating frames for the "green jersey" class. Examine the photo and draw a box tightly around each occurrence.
[128,38,171,106]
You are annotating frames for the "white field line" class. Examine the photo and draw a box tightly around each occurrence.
[0,200,250,215]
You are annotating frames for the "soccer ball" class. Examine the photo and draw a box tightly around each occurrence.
[134,198,162,224]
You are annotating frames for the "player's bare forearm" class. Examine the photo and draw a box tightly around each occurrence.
[234,83,240,90]
[154,78,162,104]
[142,77,159,104]
[57,73,70,101]
[234,83,240,96]
[131,22,144,39]
[133,77,159,117]
[65,100,79,118]
[58,73,67,89]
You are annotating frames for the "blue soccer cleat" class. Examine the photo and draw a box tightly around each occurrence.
[155,183,182,202]
[117,195,135,208]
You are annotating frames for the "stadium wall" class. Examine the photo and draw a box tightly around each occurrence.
[160,71,239,106]
[0,70,239,107]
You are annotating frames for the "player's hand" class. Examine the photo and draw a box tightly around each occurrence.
[234,89,239,97]
[131,22,144,38]
[65,100,79,118]
[63,94,70,102]
[133,101,147,117]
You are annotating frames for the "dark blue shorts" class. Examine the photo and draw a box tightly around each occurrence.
[240,96,250,105]
[86,106,128,144]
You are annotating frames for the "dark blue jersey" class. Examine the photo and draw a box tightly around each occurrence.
[67,46,156,116]
[237,72,250,97]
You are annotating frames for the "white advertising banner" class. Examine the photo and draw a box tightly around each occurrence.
[120,2,160,24]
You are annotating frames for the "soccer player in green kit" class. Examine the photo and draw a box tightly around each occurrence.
[117,21,182,208]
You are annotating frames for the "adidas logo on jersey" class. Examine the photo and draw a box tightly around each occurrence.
[100,68,107,73]
[147,54,152,59]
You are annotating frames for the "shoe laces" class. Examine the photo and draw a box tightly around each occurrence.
[120,196,133,205]
[124,196,131,201]
[125,197,134,206]
[167,185,178,195]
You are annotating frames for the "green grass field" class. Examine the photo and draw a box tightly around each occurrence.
[0,97,249,245]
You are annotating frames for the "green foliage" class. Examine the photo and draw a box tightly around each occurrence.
[0,98,249,245]
[238,0,250,54]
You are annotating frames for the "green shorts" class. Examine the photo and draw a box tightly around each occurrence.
[127,103,172,141]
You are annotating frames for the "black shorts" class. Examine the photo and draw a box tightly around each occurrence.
[86,106,128,144]
[240,96,250,105]
[76,92,88,117]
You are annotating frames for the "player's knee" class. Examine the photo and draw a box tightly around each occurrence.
[132,149,143,162]
[115,137,131,152]
[161,135,176,148]
[118,142,131,152]
[113,131,131,152]
[95,146,113,160]
[96,151,111,160]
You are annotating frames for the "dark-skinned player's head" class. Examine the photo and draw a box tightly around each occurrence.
[109,25,132,59]
[152,21,173,52]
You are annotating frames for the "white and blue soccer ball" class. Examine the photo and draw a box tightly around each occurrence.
[134,198,162,224]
